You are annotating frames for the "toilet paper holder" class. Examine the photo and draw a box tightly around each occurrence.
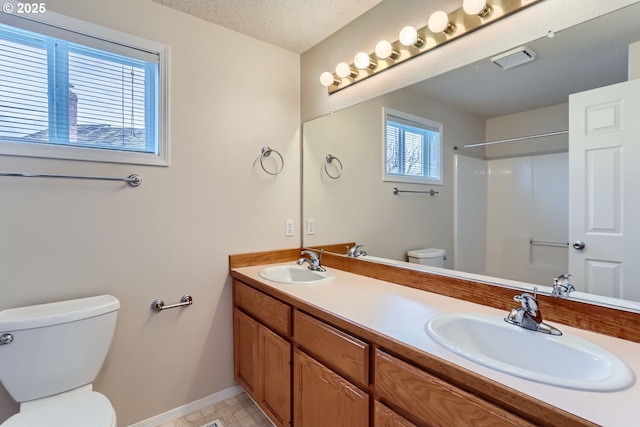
[151,295,193,312]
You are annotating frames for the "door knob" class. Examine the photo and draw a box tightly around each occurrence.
[572,240,586,250]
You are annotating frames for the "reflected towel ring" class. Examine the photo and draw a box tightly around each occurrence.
[260,146,284,176]
[324,154,343,179]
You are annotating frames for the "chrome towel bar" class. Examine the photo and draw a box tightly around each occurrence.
[0,171,142,186]
[151,295,193,312]
[530,239,569,248]
[392,187,439,196]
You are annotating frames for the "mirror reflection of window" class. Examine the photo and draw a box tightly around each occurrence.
[383,108,443,185]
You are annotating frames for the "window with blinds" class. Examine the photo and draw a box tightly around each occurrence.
[0,13,168,165]
[383,108,443,185]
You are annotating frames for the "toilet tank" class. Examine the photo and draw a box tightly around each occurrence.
[0,295,120,403]
[407,248,446,268]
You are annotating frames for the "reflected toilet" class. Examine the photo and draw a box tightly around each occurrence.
[408,248,446,268]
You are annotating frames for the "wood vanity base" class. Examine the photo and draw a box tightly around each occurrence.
[230,249,607,427]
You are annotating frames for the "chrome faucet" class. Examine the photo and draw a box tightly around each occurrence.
[297,249,326,272]
[504,288,562,335]
[551,273,574,299]
[347,244,367,258]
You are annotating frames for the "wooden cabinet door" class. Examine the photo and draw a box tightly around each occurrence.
[374,402,417,427]
[259,325,291,427]
[233,308,260,398]
[293,349,368,427]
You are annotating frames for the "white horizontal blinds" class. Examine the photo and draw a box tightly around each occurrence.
[0,25,49,141]
[386,113,441,181]
[66,44,151,152]
[403,129,424,176]
[385,123,400,174]
[0,13,159,63]
[426,131,441,180]
[0,16,159,154]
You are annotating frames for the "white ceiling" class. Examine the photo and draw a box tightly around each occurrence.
[150,0,384,54]
[411,3,640,118]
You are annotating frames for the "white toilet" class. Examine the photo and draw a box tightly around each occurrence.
[407,248,446,268]
[0,295,120,427]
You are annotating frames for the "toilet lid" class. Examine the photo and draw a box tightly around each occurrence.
[2,392,115,427]
[407,248,446,259]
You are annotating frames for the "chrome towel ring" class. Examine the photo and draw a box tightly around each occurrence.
[260,146,284,175]
[324,154,343,179]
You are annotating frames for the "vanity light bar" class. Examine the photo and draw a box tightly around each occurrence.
[320,0,543,94]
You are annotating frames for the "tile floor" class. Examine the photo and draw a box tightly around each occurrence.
[158,392,273,427]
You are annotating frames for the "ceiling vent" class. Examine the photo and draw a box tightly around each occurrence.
[491,46,536,70]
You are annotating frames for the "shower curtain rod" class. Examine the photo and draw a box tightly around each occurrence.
[454,130,568,150]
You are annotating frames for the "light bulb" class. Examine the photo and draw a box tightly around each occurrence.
[399,26,423,47]
[428,11,455,34]
[319,71,338,87]
[463,0,491,16]
[335,62,356,78]
[354,52,376,70]
[375,40,398,60]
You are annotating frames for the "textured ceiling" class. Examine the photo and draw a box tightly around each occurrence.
[150,0,384,53]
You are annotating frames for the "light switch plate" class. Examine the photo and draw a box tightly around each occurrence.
[307,219,316,235]
[285,219,295,237]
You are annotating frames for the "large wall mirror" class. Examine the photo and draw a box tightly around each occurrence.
[302,3,640,311]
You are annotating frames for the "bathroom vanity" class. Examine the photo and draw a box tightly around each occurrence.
[229,249,640,427]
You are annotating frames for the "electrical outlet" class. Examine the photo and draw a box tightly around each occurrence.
[199,419,224,427]
[285,219,295,237]
[307,219,316,235]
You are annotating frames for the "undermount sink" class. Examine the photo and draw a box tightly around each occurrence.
[259,265,334,285]
[426,313,635,391]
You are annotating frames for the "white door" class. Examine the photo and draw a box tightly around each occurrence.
[568,79,640,301]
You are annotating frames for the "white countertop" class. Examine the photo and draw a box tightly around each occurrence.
[233,262,640,427]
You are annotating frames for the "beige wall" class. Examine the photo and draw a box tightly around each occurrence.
[485,103,569,159]
[301,0,640,122]
[0,0,300,425]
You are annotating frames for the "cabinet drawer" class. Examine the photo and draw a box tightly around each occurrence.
[294,310,368,386]
[375,350,536,427]
[234,280,291,336]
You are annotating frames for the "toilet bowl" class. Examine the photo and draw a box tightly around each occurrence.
[407,248,446,267]
[1,390,116,427]
[0,295,120,427]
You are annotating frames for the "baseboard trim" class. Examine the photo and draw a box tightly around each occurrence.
[126,385,243,427]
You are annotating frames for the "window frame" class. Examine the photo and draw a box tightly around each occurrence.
[0,7,170,166]
[382,107,443,186]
